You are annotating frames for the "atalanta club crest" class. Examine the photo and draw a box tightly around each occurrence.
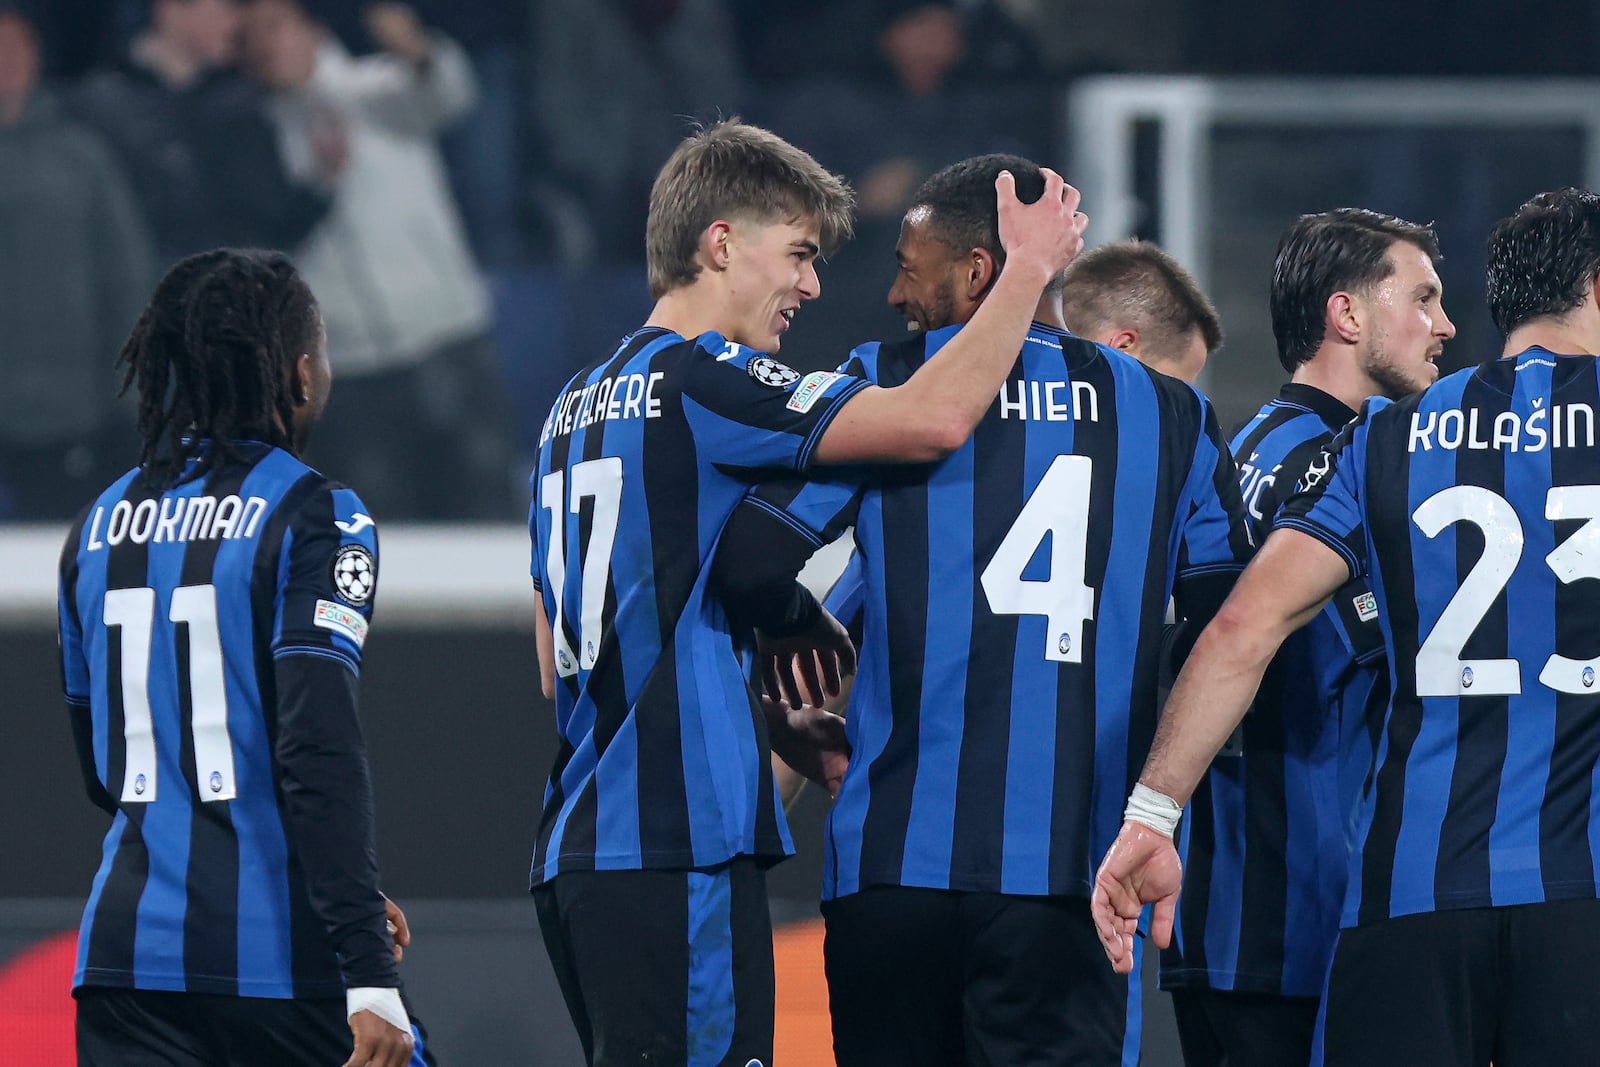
[748,356,800,389]
[332,544,376,606]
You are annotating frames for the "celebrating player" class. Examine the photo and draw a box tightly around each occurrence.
[58,249,427,1067]
[710,154,1253,1066]
[528,123,1086,1065]
[1093,188,1600,1067]
[1161,209,1454,1067]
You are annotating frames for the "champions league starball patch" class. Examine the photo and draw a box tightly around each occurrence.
[331,544,376,606]
[748,356,801,389]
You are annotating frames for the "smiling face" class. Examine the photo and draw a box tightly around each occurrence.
[1355,239,1456,398]
[887,206,978,333]
[719,216,822,352]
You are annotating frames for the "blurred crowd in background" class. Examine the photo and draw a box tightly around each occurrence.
[4,0,1600,522]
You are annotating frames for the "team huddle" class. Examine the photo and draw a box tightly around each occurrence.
[52,115,1600,1067]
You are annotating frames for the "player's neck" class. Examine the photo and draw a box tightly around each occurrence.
[1032,291,1066,330]
[1291,348,1371,413]
[1503,317,1600,360]
[645,286,734,344]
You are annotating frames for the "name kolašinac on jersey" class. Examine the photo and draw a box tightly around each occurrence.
[742,323,1253,901]
[57,442,385,998]
[1279,347,1600,927]
[1163,383,1387,997]
[529,327,869,885]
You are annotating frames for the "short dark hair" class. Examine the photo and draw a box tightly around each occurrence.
[645,119,855,299]
[1059,240,1222,363]
[1486,188,1600,336]
[117,248,320,487]
[1271,208,1441,373]
[906,153,1056,287]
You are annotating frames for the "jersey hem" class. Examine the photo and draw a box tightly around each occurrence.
[1345,879,1600,927]
[531,840,794,887]
[73,969,346,999]
[1157,966,1326,998]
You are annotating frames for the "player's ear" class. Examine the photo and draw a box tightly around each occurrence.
[702,220,735,272]
[1105,328,1140,354]
[1328,291,1361,345]
[967,247,998,299]
[290,352,312,405]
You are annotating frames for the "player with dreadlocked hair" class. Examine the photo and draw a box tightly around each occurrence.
[59,248,434,1067]
[117,248,321,487]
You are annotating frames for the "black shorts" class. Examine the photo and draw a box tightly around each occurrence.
[1168,987,1318,1067]
[1324,898,1600,1067]
[74,986,436,1067]
[532,856,775,1067]
[821,886,1137,1067]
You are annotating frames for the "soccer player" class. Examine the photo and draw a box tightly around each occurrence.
[1161,210,1454,1067]
[1092,187,1600,1067]
[529,124,1086,1066]
[58,249,425,1067]
[709,154,1254,1067]
[1060,239,1223,385]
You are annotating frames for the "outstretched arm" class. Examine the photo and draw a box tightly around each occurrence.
[1091,529,1349,972]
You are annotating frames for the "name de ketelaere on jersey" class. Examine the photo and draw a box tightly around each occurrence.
[529,327,868,885]
[1164,383,1386,998]
[747,323,1252,900]
[1279,348,1600,927]
[58,443,380,997]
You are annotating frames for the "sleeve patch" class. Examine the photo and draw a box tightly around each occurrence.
[787,371,846,413]
[314,599,369,647]
[748,356,801,388]
[331,544,376,605]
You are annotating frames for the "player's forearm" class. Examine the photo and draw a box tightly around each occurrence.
[273,654,400,989]
[1138,607,1280,803]
[811,260,1054,465]
[710,499,825,633]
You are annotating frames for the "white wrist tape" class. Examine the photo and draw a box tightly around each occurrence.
[347,986,410,1035]
[1124,782,1183,838]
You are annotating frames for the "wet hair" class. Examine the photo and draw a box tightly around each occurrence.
[1486,188,1600,336]
[116,248,320,487]
[1059,240,1222,363]
[645,119,856,299]
[1271,208,1440,372]
[906,153,1062,291]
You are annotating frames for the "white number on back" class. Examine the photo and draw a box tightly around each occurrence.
[1414,484,1600,696]
[980,455,1095,662]
[103,584,237,803]
[540,457,625,675]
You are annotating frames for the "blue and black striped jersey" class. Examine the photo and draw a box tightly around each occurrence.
[1279,348,1600,927]
[528,327,868,885]
[1162,383,1386,997]
[739,323,1253,901]
[57,443,391,998]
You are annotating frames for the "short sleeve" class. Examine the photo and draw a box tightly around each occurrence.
[680,334,871,473]
[1274,399,1379,581]
[1176,400,1255,582]
[272,486,379,674]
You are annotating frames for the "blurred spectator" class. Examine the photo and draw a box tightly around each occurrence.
[0,6,155,519]
[531,0,745,261]
[71,0,334,270]
[313,0,529,267]
[245,0,519,519]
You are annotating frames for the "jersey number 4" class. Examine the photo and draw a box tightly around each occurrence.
[1415,484,1600,696]
[981,454,1096,663]
[540,458,624,677]
[103,585,237,804]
